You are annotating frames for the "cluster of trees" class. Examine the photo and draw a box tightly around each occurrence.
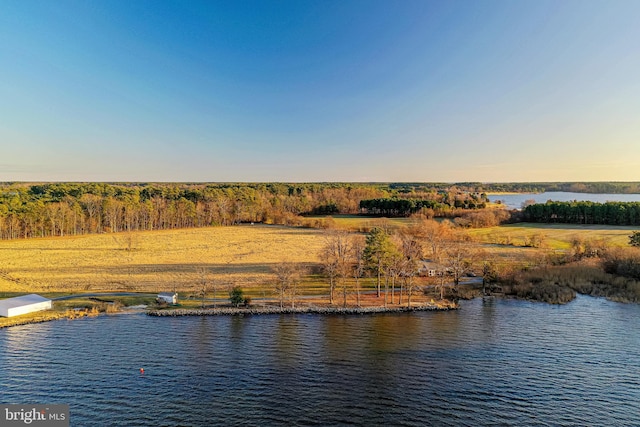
[523,201,640,225]
[360,199,444,216]
[0,183,384,239]
[449,208,511,228]
[359,193,488,217]
[315,220,482,307]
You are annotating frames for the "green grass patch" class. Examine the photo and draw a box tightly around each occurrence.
[469,223,634,250]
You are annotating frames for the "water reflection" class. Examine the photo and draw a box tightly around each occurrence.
[479,296,498,342]
[272,315,303,368]
[0,298,639,426]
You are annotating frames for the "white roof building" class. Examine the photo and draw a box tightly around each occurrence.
[0,294,52,317]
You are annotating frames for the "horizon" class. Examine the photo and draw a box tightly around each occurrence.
[1,0,639,182]
[2,180,640,185]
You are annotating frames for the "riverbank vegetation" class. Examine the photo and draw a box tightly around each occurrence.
[488,254,640,304]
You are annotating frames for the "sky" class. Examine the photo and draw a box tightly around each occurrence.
[0,0,639,182]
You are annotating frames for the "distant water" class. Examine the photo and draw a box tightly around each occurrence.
[488,191,640,209]
[1,295,639,426]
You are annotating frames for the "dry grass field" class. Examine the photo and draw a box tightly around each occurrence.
[0,225,326,296]
[307,215,414,231]
[1,220,636,300]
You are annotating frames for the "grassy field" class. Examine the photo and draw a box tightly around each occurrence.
[468,223,635,250]
[0,225,327,296]
[306,215,415,231]
[0,220,636,302]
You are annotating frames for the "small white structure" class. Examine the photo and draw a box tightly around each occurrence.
[0,294,52,317]
[158,292,178,304]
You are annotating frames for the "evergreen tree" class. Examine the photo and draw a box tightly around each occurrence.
[363,227,399,298]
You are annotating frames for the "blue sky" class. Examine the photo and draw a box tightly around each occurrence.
[1,0,638,182]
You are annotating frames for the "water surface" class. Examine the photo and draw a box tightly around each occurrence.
[1,295,639,426]
[488,191,640,210]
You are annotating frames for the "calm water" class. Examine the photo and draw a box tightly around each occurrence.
[488,191,640,210]
[1,295,639,426]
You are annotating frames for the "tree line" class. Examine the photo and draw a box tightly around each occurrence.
[475,182,640,194]
[523,201,640,225]
[359,193,487,216]
[0,182,490,240]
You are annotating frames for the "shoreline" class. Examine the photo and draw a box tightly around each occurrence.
[0,309,101,329]
[0,303,458,329]
[147,303,457,317]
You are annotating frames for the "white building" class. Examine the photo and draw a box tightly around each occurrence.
[158,292,178,304]
[0,294,52,317]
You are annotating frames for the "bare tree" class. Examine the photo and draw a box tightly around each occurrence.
[80,194,102,233]
[113,230,138,252]
[426,270,449,301]
[272,262,304,308]
[320,230,352,305]
[411,219,453,261]
[351,235,365,307]
[196,266,210,308]
[482,260,497,296]
[387,237,404,306]
[440,233,480,293]
[397,232,423,307]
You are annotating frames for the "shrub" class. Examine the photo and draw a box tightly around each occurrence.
[229,286,245,307]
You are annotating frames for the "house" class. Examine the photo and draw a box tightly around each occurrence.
[158,292,178,304]
[0,294,52,317]
[418,260,445,277]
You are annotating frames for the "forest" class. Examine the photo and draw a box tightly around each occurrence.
[523,201,640,225]
[1,182,639,240]
[0,182,485,240]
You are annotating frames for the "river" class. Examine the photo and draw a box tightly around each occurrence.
[487,191,640,210]
[1,295,639,426]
